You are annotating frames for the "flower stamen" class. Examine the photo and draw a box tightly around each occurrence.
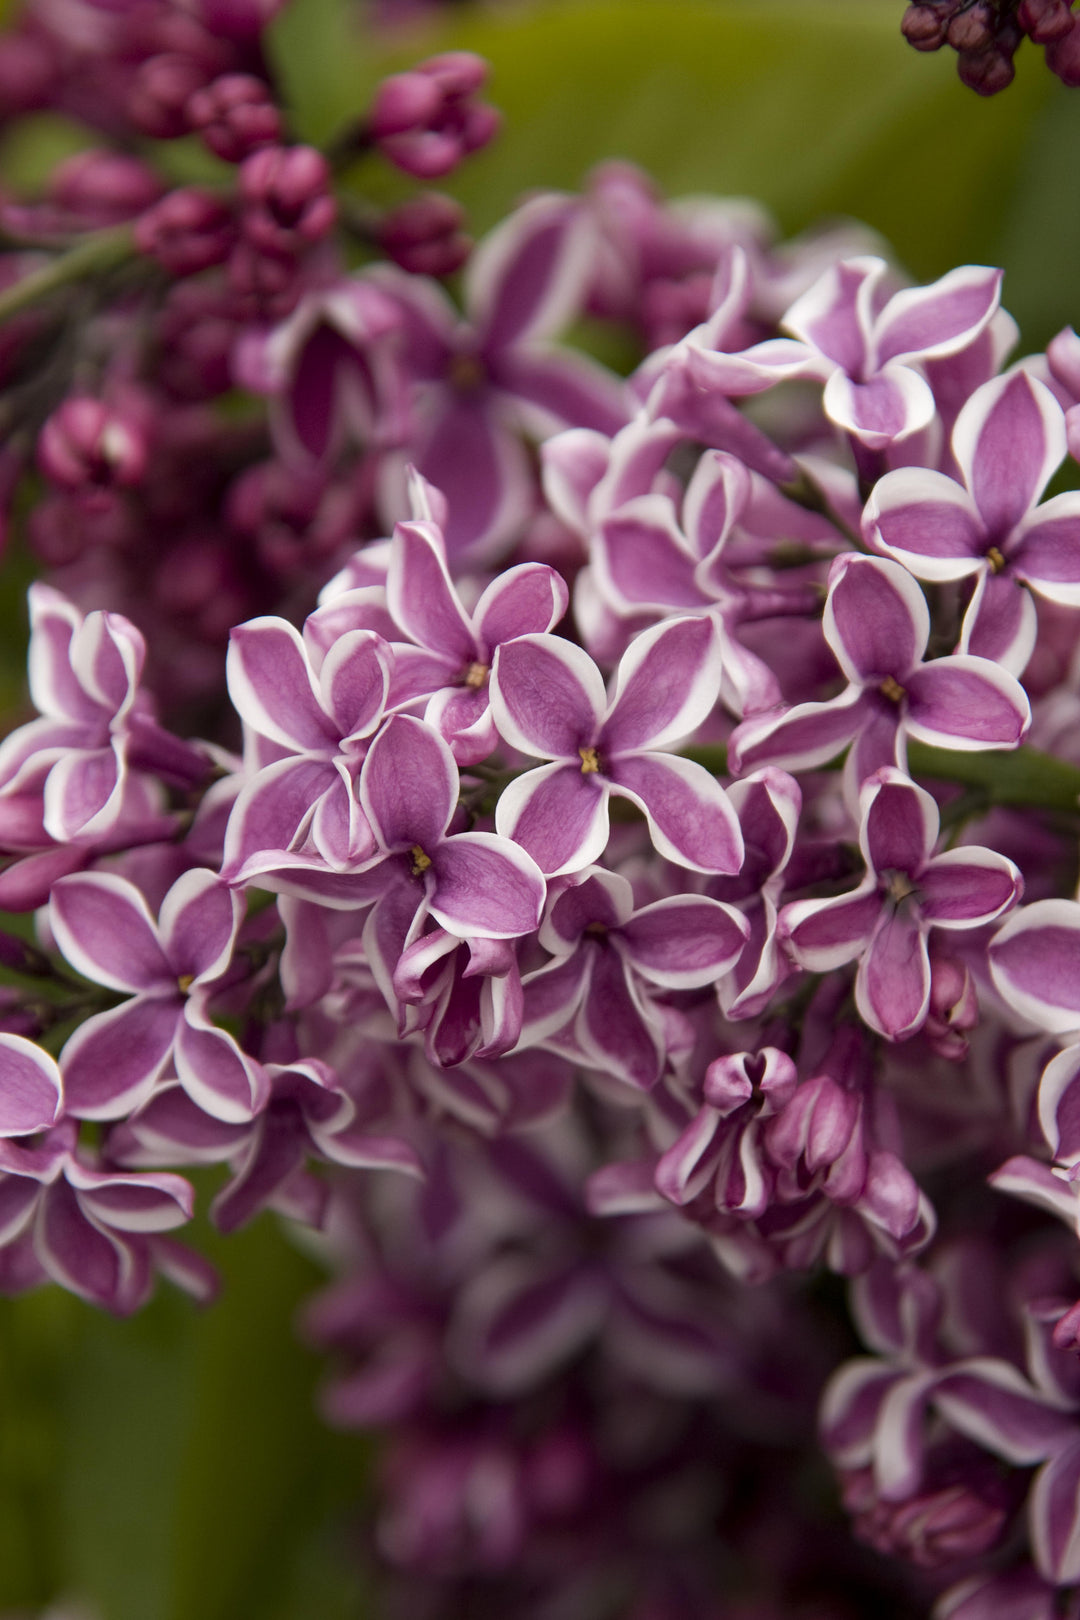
[879,675,906,704]
[410,845,432,876]
[578,746,601,774]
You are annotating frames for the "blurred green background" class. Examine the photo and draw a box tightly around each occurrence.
[1,2,1079,1615]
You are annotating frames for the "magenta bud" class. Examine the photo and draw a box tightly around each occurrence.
[49,150,163,224]
[947,2,995,50]
[186,73,282,163]
[38,398,148,491]
[703,1054,755,1115]
[134,187,236,276]
[0,32,57,115]
[190,0,287,42]
[419,51,490,97]
[369,71,442,140]
[929,953,978,1031]
[238,144,336,254]
[128,52,208,139]
[379,192,470,276]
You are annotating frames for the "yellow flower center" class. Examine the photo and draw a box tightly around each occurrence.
[410,845,432,877]
[879,675,906,704]
[579,746,601,774]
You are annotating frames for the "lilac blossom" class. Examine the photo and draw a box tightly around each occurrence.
[49,867,265,1122]
[781,767,1022,1039]
[729,554,1031,788]
[490,615,743,877]
[687,256,1002,450]
[866,369,1080,673]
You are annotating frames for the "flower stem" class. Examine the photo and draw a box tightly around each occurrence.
[0,225,136,327]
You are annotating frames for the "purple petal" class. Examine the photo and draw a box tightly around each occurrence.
[781,887,881,972]
[989,1155,1079,1228]
[934,1358,1074,1465]
[904,656,1030,751]
[820,1359,903,1466]
[473,563,569,652]
[519,951,591,1047]
[60,996,179,1119]
[496,762,610,878]
[686,337,828,397]
[825,555,929,684]
[860,769,937,878]
[783,257,880,373]
[0,1036,64,1135]
[414,398,533,563]
[359,714,457,852]
[918,848,1022,928]
[211,1116,306,1233]
[27,585,100,724]
[318,629,391,742]
[576,944,664,1090]
[51,873,171,993]
[619,896,749,989]
[425,685,497,766]
[1031,1438,1080,1583]
[490,634,605,760]
[450,1257,605,1395]
[430,832,546,939]
[42,743,123,842]
[960,569,1038,677]
[221,756,341,881]
[67,1163,193,1233]
[541,869,633,952]
[69,610,143,716]
[1039,1045,1080,1163]
[35,1180,135,1311]
[874,265,1002,366]
[865,468,986,581]
[540,427,610,533]
[468,193,594,352]
[387,520,475,663]
[608,752,743,875]
[824,365,934,450]
[989,900,1080,1033]
[603,616,723,754]
[953,371,1065,537]
[496,348,628,438]
[729,688,866,775]
[683,450,753,560]
[1014,495,1080,607]
[855,908,930,1040]
[655,1106,723,1206]
[593,496,703,611]
[175,1002,270,1123]
[158,868,242,984]
[227,617,337,754]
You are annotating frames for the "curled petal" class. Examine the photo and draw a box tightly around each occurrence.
[474,562,569,651]
[934,1357,1074,1466]
[865,468,986,583]
[60,997,179,1120]
[66,1162,194,1233]
[874,264,1001,367]
[35,1181,140,1312]
[318,629,392,743]
[855,908,930,1041]
[1031,1437,1080,1583]
[1038,1045,1080,1163]
[387,520,475,663]
[824,364,934,450]
[158,868,243,984]
[825,555,929,685]
[467,192,595,351]
[953,370,1065,538]
[227,618,337,753]
[729,688,866,775]
[918,848,1022,929]
[175,1002,270,1123]
[859,769,937,879]
[1014,496,1080,608]
[959,569,1038,678]
[903,656,1030,752]
[42,742,124,843]
[781,887,880,973]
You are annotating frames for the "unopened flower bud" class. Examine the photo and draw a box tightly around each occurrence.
[238,144,336,255]
[379,192,470,277]
[957,41,1018,92]
[0,31,57,116]
[901,3,952,49]
[128,52,208,139]
[947,1,995,50]
[190,0,287,43]
[1047,13,1080,82]
[49,150,163,225]
[371,51,500,180]
[1019,0,1076,43]
[186,73,281,163]
[135,187,236,276]
[38,397,148,491]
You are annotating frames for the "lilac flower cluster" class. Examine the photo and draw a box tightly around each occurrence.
[2,0,1080,1606]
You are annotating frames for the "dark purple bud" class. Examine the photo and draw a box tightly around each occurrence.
[1047,14,1080,82]
[226,239,302,319]
[134,187,236,276]
[28,490,136,558]
[186,73,282,163]
[49,150,163,225]
[901,3,952,49]
[238,144,336,255]
[947,2,996,50]
[157,283,238,399]
[128,52,208,139]
[378,192,471,276]
[38,398,148,491]
[957,41,1018,91]
[1019,0,1076,42]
